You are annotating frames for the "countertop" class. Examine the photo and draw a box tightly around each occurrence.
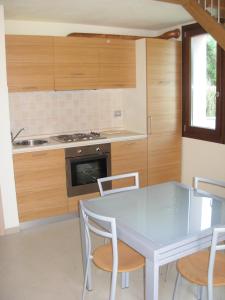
[12,130,147,154]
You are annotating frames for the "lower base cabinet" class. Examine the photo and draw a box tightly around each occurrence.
[13,139,148,220]
[111,139,148,188]
[13,149,68,222]
[68,192,100,213]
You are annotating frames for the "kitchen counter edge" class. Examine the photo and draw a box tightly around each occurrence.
[13,134,147,154]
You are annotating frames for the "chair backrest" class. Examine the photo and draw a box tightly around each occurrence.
[208,227,225,300]
[97,172,139,196]
[79,201,118,272]
[193,177,225,190]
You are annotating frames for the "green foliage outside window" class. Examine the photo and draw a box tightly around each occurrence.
[206,36,217,117]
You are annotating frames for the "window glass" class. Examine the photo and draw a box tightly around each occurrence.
[190,34,217,129]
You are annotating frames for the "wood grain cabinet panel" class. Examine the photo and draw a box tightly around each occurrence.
[6,35,54,92]
[111,139,147,188]
[6,35,136,91]
[13,149,68,222]
[54,37,136,90]
[147,39,182,185]
[68,192,100,213]
[54,37,100,90]
[98,39,136,88]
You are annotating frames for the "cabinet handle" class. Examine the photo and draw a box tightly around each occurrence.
[147,116,152,136]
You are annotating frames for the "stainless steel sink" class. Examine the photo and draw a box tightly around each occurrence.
[13,139,48,146]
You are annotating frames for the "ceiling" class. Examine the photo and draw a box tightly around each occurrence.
[0,0,193,30]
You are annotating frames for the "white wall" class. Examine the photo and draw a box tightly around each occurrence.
[0,188,5,235]
[5,19,157,37]
[182,137,225,197]
[0,6,19,230]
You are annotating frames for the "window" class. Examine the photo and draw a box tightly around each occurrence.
[182,23,225,143]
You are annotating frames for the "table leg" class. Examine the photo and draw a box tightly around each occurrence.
[79,207,92,291]
[145,258,159,300]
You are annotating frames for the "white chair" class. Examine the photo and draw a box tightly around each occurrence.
[193,177,225,191]
[173,227,225,300]
[80,201,145,300]
[97,172,140,288]
[97,172,139,196]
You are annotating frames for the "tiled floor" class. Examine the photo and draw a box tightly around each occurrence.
[0,218,224,300]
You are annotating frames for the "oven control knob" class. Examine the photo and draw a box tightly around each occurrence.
[96,147,100,152]
[77,149,82,154]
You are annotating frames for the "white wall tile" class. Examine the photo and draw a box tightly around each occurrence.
[9,90,124,137]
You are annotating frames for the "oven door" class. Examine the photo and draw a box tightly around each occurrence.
[66,154,111,197]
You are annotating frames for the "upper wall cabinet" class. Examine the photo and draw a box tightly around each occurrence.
[6,35,54,92]
[98,39,136,88]
[54,37,100,90]
[6,35,136,91]
[54,37,136,90]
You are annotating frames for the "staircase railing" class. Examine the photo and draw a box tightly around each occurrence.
[196,0,224,23]
[156,0,225,51]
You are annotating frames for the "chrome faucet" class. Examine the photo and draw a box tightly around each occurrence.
[11,128,25,143]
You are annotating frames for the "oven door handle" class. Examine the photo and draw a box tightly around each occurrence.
[66,154,108,163]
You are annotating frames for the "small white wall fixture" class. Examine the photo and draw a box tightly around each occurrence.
[0,5,19,230]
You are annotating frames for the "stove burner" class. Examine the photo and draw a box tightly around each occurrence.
[52,132,106,143]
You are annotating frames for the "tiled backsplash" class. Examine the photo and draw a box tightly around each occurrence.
[9,90,124,137]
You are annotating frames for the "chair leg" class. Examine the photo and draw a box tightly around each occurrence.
[164,264,169,282]
[121,272,129,288]
[197,286,204,300]
[109,269,118,300]
[207,284,213,300]
[172,273,180,300]
[82,256,91,300]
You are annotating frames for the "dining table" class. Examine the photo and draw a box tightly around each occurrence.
[79,181,225,300]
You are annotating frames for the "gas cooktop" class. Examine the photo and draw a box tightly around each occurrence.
[52,132,106,143]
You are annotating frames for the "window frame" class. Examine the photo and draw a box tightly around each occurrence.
[182,23,225,143]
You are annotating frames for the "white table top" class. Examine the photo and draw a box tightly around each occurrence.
[84,181,225,257]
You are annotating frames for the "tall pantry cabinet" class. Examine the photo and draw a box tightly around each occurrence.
[147,39,182,185]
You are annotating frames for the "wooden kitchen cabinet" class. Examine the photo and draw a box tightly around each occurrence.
[111,139,148,188]
[147,39,182,185]
[6,35,135,91]
[54,37,100,90]
[54,36,136,90]
[6,35,54,92]
[98,39,136,88]
[13,149,68,222]
[68,192,100,213]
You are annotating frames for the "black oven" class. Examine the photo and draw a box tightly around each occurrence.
[65,144,111,197]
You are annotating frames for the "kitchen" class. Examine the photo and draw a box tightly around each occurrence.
[1,9,183,225]
[1,1,225,300]
[1,0,225,233]
[8,34,151,222]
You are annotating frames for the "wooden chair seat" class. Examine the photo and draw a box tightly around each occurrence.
[93,240,145,273]
[177,250,225,286]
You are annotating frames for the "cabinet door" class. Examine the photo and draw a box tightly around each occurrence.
[6,35,54,92]
[13,149,68,222]
[99,39,136,88]
[111,139,147,188]
[54,37,100,90]
[68,192,100,213]
[147,39,182,185]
